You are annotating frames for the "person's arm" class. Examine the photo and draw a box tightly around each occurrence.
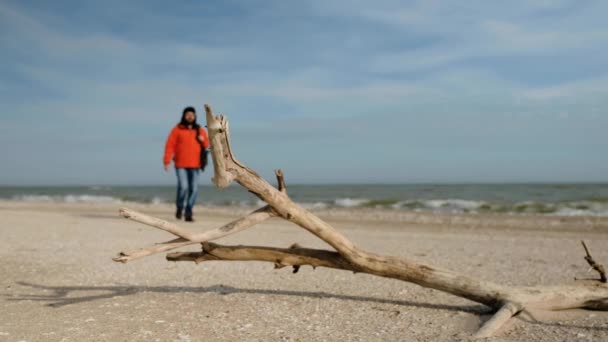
[163,127,178,171]
[199,127,210,149]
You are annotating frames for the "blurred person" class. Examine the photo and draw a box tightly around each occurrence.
[163,106,210,222]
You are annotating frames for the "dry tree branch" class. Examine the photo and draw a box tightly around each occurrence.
[581,240,607,283]
[113,104,608,338]
[113,206,276,263]
[473,302,523,339]
[166,242,356,271]
[113,169,290,263]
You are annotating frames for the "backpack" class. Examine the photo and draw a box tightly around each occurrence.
[196,127,209,171]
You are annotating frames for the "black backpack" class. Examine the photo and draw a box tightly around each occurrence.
[196,126,209,171]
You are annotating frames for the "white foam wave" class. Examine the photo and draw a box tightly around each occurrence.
[12,195,55,202]
[551,201,608,217]
[12,194,122,204]
[423,199,484,210]
[150,196,163,205]
[300,202,329,210]
[334,198,369,208]
[64,195,121,203]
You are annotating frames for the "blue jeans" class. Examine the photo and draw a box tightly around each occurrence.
[175,168,200,217]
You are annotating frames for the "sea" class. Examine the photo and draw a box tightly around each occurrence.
[2,183,608,217]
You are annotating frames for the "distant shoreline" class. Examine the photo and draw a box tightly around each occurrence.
[2,181,608,187]
[2,200,607,232]
[2,183,608,217]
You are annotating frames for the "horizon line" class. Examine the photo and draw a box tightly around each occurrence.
[1,181,608,187]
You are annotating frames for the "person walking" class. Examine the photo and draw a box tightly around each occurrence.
[163,106,210,222]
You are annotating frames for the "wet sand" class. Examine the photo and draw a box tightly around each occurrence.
[1,201,607,341]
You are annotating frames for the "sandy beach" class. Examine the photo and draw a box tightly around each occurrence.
[1,200,607,341]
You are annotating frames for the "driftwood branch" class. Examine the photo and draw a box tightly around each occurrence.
[166,242,356,272]
[275,169,287,194]
[473,302,522,338]
[113,206,276,263]
[113,165,289,263]
[581,240,607,283]
[114,104,608,338]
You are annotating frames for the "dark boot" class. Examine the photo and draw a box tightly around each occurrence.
[175,208,183,220]
[185,208,194,222]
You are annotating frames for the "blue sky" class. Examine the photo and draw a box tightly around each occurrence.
[0,0,607,185]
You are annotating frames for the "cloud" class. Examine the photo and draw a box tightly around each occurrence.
[369,17,608,74]
[522,76,608,101]
[481,19,608,53]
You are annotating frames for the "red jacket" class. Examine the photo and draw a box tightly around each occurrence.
[163,124,210,168]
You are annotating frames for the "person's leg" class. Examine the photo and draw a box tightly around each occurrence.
[175,168,188,219]
[184,168,200,221]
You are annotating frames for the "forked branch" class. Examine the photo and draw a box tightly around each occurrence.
[581,240,607,283]
[113,206,275,263]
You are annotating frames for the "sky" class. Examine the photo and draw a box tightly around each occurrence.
[0,0,607,185]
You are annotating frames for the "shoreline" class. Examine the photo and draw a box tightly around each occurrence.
[3,183,608,218]
[2,199,608,232]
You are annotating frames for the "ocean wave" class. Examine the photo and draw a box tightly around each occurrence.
[388,199,490,212]
[11,195,55,202]
[150,196,164,205]
[5,192,608,217]
[64,195,122,203]
[87,186,112,191]
[216,199,267,207]
[12,194,123,204]
[323,198,608,216]
[549,201,608,217]
[421,199,486,211]
[334,198,370,207]
[301,202,329,209]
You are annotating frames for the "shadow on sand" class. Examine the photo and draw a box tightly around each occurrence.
[8,281,488,314]
[7,282,608,332]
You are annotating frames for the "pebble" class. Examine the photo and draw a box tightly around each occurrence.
[177,333,190,341]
